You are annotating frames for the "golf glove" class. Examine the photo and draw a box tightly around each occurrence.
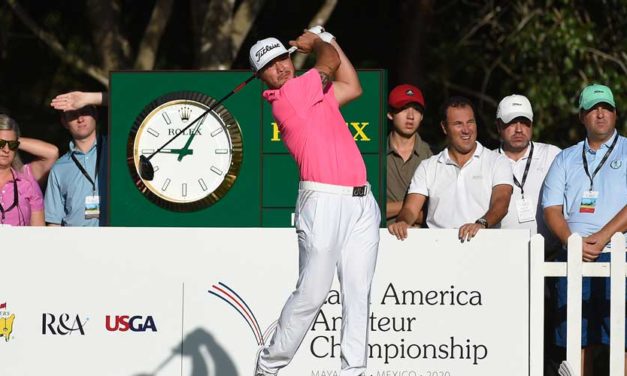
[307,25,335,43]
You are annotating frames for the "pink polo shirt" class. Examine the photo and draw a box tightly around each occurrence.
[0,164,43,226]
[263,68,366,186]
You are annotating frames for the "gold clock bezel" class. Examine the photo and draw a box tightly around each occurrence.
[127,91,243,212]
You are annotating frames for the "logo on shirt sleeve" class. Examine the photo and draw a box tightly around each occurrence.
[610,159,622,169]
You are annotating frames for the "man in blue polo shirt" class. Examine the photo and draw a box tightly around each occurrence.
[542,83,626,375]
[45,93,107,226]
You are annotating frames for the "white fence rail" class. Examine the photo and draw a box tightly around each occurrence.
[530,233,626,376]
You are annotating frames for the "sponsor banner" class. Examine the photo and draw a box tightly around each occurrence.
[109,71,386,228]
[1,227,529,376]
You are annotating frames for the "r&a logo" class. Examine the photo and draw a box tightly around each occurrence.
[105,315,157,332]
[42,313,89,335]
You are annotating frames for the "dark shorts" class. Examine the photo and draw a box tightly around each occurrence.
[552,251,627,348]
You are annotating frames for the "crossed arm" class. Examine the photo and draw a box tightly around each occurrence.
[327,39,362,106]
[386,201,404,220]
[289,31,362,106]
[545,204,627,261]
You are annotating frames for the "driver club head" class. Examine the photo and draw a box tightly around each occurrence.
[139,155,155,181]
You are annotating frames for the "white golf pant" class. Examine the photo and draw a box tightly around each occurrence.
[258,181,380,376]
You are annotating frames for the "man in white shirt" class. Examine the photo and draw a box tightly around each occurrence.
[388,96,513,242]
[495,94,561,251]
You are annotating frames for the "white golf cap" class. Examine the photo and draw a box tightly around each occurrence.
[496,94,533,123]
[249,37,289,72]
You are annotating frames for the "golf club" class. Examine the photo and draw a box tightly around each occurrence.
[139,46,298,181]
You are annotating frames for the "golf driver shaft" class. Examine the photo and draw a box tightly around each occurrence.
[145,76,254,162]
[145,46,297,162]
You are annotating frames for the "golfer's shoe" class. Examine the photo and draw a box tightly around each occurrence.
[253,346,276,376]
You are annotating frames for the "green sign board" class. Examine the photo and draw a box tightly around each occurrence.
[109,70,386,227]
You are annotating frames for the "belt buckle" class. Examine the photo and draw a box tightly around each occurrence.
[352,185,367,197]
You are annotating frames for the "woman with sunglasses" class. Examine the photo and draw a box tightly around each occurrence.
[0,114,57,226]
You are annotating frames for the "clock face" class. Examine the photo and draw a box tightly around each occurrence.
[128,91,243,211]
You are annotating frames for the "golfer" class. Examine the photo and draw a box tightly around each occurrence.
[250,28,380,376]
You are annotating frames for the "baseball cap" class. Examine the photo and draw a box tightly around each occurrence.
[249,37,289,72]
[388,84,425,111]
[496,94,533,123]
[579,84,615,110]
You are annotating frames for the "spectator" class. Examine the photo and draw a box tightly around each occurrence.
[0,114,52,226]
[495,94,561,252]
[388,96,513,242]
[542,84,626,375]
[45,92,107,226]
[386,84,433,225]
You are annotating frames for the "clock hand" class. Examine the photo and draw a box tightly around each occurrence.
[146,148,193,156]
[176,114,205,161]
[139,46,297,181]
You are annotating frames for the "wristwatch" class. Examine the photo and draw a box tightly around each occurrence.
[475,218,489,228]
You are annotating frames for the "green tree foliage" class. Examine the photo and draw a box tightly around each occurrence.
[1,1,625,150]
[421,0,627,148]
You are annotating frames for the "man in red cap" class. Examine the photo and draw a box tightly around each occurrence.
[386,84,432,224]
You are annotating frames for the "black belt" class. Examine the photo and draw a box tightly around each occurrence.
[352,185,368,197]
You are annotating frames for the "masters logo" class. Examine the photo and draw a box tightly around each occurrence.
[0,302,15,342]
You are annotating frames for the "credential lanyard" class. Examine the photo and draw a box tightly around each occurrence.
[500,142,534,198]
[70,137,102,193]
[582,134,618,190]
[0,170,19,223]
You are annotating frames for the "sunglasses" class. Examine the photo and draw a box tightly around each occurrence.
[0,139,20,151]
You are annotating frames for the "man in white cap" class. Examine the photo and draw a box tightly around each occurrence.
[495,94,561,251]
[250,28,380,376]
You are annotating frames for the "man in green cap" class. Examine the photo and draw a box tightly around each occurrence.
[542,83,626,375]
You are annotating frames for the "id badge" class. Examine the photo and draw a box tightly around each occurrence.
[516,197,535,223]
[579,191,599,213]
[85,195,100,219]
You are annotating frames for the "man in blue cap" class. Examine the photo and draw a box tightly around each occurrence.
[542,84,626,375]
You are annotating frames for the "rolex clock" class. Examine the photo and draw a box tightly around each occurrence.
[127,91,243,211]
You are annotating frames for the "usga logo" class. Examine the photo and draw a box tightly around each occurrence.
[0,302,15,342]
[42,313,89,335]
[105,315,157,332]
